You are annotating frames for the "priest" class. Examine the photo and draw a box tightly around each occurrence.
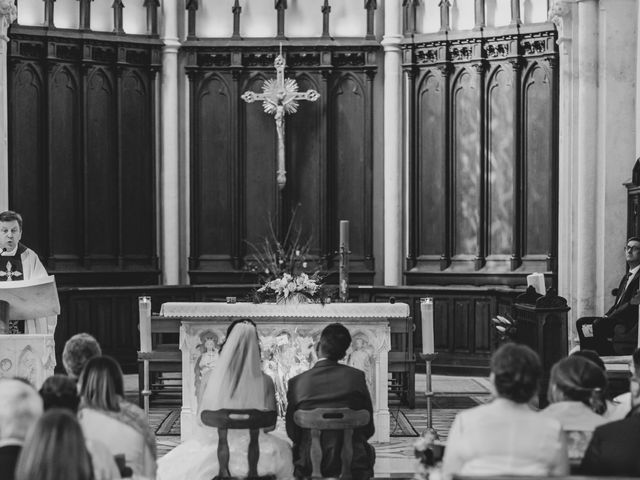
[0,210,56,334]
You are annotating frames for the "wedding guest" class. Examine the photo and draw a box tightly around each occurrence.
[158,321,293,479]
[581,357,640,476]
[78,355,157,478]
[442,343,568,478]
[15,409,93,480]
[0,379,43,480]
[39,374,80,412]
[286,323,375,480]
[39,374,121,480]
[62,332,102,379]
[607,347,640,420]
[541,356,609,466]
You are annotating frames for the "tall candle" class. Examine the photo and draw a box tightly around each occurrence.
[340,220,349,249]
[420,297,435,354]
[139,296,152,353]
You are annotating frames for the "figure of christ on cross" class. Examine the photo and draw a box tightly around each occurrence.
[241,49,320,190]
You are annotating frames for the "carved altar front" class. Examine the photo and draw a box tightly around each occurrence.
[0,334,56,388]
[166,302,408,443]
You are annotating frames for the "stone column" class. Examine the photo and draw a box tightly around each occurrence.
[160,0,181,284]
[382,0,403,286]
[0,1,16,212]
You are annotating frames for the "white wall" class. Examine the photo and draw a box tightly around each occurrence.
[417,0,550,33]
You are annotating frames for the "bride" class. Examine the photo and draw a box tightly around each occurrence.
[157,321,293,479]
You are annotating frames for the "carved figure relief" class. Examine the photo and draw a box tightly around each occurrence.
[17,346,39,385]
[347,333,375,402]
[193,330,220,407]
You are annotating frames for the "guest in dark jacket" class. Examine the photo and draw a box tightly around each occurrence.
[581,366,640,475]
[0,378,43,480]
[286,323,375,480]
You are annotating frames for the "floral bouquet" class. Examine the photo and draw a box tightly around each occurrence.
[246,209,329,304]
[414,430,444,480]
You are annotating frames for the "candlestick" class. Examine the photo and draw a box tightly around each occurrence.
[339,220,349,302]
[419,352,439,437]
[420,297,435,354]
[138,296,152,353]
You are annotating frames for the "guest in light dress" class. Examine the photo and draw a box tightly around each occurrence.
[77,355,157,479]
[157,320,293,480]
[442,343,569,479]
[541,356,609,466]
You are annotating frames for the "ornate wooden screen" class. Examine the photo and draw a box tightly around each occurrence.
[7,24,162,286]
[185,42,378,284]
[403,26,558,286]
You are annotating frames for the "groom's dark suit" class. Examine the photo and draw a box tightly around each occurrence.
[285,359,375,480]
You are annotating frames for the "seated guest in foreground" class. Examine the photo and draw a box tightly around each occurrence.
[0,379,43,480]
[158,320,293,480]
[605,347,640,421]
[39,374,81,412]
[15,409,93,480]
[78,355,157,479]
[442,343,568,478]
[62,332,102,379]
[577,237,640,355]
[286,323,375,480]
[541,356,609,465]
[581,357,640,476]
[39,374,121,480]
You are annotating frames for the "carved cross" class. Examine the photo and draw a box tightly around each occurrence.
[0,261,22,281]
[241,48,320,190]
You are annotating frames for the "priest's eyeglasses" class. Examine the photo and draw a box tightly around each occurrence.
[624,245,640,252]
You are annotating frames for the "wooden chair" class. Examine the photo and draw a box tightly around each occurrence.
[293,407,370,480]
[200,409,277,480]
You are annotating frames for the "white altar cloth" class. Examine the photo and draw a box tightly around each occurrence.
[172,302,409,443]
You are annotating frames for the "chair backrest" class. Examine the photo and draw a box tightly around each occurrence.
[200,409,277,479]
[293,407,370,480]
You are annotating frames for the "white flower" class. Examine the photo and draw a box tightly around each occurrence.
[302,261,308,268]
[295,250,301,256]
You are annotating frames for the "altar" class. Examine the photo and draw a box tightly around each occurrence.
[162,302,409,443]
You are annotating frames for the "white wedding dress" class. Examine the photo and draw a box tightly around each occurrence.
[157,322,293,480]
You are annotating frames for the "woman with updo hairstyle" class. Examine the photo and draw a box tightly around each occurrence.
[15,409,93,480]
[442,343,569,478]
[542,356,609,466]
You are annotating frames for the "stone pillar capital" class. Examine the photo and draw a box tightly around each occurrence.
[0,0,16,42]
[548,0,576,54]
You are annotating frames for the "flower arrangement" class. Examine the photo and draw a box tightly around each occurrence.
[413,430,444,480]
[246,210,328,304]
[491,314,517,345]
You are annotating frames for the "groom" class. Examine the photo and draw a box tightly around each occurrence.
[285,323,375,480]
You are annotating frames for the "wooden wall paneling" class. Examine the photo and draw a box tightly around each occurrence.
[452,298,471,351]
[416,67,447,268]
[120,67,155,267]
[285,71,322,256]
[434,296,450,350]
[473,297,493,352]
[331,72,370,270]
[85,65,118,265]
[486,63,515,260]
[522,58,554,266]
[243,72,279,249]
[451,65,481,263]
[48,62,82,269]
[9,58,47,255]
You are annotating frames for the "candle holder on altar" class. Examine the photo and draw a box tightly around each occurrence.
[138,296,152,417]
[418,352,439,438]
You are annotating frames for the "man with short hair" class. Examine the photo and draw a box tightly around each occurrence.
[285,323,375,480]
[0,210,55,334]
[0,378,43,480]
[62,332,102,378]
[581,347,640,475]
[577,237,640,355]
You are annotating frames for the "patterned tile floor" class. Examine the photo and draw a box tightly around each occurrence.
[129,374,494,477]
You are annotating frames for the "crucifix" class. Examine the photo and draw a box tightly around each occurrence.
[241,46,320,190]
[0,261,22,281]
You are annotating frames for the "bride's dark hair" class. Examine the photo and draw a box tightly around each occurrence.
[220,318,258,353]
